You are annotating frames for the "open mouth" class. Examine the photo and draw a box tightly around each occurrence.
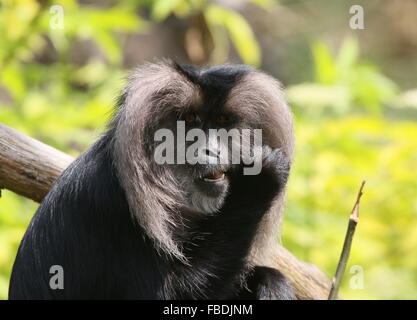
[201,170,227,182]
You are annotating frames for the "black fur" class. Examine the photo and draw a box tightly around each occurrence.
[174,63,252,114]
[239,267,295,300]
[9,64,296,300]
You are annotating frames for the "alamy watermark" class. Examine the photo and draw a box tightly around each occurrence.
[49,265,64,290]
[349,265,365,290]
[49,5,64,30]
[349,5,364,30]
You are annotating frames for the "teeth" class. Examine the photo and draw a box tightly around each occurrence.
[203,173,225,182]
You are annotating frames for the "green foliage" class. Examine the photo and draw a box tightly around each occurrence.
[284,116,417,299]
[149,0,262,66]
[204,5,260,66]
[287,38,398,116]
[0,191,38,298]
[283,38,417,299]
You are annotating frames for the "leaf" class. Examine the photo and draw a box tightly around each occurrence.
[312,41,336,84]
[336,36,359,75]
[392,88,417,109]
[286,83,351,115]
[249,0,274,8]
[95,30,121,65]
[151,0,183,21]
[1,64,26,100]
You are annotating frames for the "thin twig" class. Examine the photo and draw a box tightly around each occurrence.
[328,180,366,300]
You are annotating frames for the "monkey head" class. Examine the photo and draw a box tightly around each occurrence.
[112,61,294,263]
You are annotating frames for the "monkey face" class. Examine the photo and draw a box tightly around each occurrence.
[171,114,237,215]
[168,113,266,214]
[117,61,293,217]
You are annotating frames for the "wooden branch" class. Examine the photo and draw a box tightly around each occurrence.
[275,246,332,299]
[0,123,333,300]
[328,181,365,299]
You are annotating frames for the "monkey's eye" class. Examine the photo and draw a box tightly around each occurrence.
[183,112,199,125]
[215,114,229,126]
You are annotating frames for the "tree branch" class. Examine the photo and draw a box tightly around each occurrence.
[0,124,73,202]
[0,123,333,300]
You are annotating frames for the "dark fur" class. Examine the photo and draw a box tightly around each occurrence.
[9,62,296,300]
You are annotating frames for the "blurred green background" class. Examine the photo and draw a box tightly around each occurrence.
[1,0,417,300]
